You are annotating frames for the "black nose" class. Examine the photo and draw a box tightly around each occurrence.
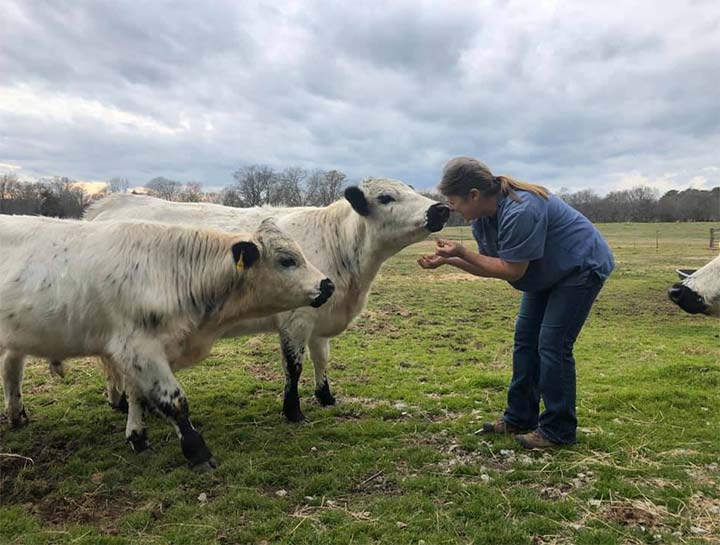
[311,278,335,308]
[431,203,450,221]
[321,278,335,297]
[668,285,683,303]
[426,203,450,232]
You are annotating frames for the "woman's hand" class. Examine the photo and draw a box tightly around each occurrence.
[434,239,465,259]
[417,254,446,269]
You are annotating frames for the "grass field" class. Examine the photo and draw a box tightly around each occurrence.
[1,222,719,545]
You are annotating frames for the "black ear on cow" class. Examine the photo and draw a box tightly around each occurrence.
[345,186,370,216]
[232,241,260,271]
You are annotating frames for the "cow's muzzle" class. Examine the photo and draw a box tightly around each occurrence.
[426,203,450,232]
[668,283,710,315]
[311,278,335,308]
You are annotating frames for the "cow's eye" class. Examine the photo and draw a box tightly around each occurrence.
[279,257,298,268]
[377,195,395,204]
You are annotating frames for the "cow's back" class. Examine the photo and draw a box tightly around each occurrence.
[85,195,368,337]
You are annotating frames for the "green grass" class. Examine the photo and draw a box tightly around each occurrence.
[1,222,719,545]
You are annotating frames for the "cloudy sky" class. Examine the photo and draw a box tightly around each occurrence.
[1,0,719,194]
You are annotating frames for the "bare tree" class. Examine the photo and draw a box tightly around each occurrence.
[306,169,347,206]
[0,173,19,214]
[219,187,244,208]
[108,177,130,194]
[147,177,182,201]
[178,181,204,203]
[271,166,306,206]
[232,165,275,207]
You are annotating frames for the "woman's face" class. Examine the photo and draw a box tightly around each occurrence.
[445,189,497,220]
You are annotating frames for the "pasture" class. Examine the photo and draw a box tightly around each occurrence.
[1,223,718,545]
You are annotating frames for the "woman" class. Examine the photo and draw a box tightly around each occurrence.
[418,157,614,449]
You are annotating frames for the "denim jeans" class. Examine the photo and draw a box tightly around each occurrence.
[503,274,605,444]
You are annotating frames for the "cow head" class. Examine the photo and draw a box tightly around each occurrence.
[344,178,450,252]
[233,219,334,315]
[668,257,720,317]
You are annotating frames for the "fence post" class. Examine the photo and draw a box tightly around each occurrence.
[711,228,720,250]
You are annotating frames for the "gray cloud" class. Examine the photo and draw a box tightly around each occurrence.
[1,0,719,194]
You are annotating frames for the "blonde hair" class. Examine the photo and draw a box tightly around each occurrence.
[438,156,549,202]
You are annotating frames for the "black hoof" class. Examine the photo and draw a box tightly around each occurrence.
[190,457,218,473]
[181,429,215,469]
[283,407,306,423]
[127,429,151,452]
[9,407,29,429]
[109,393,129,414]
[315,382,336,407]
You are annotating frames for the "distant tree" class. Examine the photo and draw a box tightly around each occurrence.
[232,165,275,206]
[147,177,182,201]
[0,173,19,214]
[271,166,306,206]
[219,187,244,208]
[306,169,347,206]
[178,181,204,203]
[108,177,130,194]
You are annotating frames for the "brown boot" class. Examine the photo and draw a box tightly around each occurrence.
[515,430,559,450]
[480,418,527,435]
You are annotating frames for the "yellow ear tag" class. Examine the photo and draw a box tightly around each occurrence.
[236,257,244,273]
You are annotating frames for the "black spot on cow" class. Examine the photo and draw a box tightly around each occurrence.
[127,429,151,452]
[281,338,305,422]
[140,311,163,329]
[315,379,336,407]
[345,186,370,216]
[110,392,129,413]
[231,241,260,269]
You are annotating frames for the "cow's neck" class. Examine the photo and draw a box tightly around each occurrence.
[321,201,387,291]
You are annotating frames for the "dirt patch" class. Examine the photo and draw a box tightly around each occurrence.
[0,439,137,532]
[600,499,672,532]
[242,361,282,382]
[351,469,401,495]
[686,491,720,537]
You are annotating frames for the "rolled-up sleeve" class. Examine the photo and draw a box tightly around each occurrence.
[498,203,547,262]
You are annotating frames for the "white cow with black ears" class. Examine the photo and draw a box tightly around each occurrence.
[0,216,333,470]
[668,253,720,316]
[85,178,450,421]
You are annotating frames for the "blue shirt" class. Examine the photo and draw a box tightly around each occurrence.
[471,190,614,292]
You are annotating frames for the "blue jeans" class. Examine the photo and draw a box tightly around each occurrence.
[503,274,605,444]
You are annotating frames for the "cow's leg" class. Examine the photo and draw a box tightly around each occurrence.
[123,382,150,452]
[278,323,312,423]
[1,350,29,429]
[48,359,67,379]
[309,336,336,406]
[123,351,216,471]
[101,356,128,413]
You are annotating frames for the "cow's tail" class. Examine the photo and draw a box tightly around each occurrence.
[49,359,67,379]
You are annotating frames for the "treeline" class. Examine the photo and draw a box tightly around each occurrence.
[557,186,720,223]
[1,168,718,223]
[0,176,90,218]
[142,166,350,208]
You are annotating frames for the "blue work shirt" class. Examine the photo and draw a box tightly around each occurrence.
[471,190,614,292]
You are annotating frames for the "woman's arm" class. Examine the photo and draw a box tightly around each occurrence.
[434,239,528,282]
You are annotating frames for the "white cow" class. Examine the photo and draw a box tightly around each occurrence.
[668,253,720,316]
[85,178,450,421]
[0,216,333,470]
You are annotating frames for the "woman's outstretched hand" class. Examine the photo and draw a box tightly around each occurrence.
[434,239,465,259]
[417,254,446,269]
